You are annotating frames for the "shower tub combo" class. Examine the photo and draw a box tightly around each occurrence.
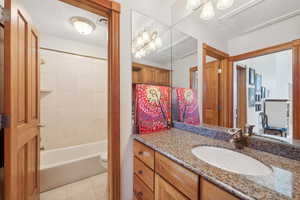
[40,140,107,192]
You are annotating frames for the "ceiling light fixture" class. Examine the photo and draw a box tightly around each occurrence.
[186,0,234,20]
[200,1,215,20]
[186,0,202,11]
[70,17,96,35]
[132,30,163,59]
[217,0,234,10]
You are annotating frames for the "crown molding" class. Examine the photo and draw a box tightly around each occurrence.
[218,0,265,21]
[242,9,300,34]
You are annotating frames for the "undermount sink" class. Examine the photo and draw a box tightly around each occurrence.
[191,146,272,176]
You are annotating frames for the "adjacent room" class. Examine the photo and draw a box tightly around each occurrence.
[2,0,109,199]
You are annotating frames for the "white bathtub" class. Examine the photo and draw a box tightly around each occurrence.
[40,141,107,192]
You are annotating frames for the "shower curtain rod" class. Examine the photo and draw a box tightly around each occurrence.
[40,47,108,61]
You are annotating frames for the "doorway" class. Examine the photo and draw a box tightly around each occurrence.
[236,66,247,129]
[202,44,232,127]
[2,0,120,200]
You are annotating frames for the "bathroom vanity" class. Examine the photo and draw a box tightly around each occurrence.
[133,129,300,200]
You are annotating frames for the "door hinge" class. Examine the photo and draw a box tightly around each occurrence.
[0,114,10,129]
[217,69,222,74]
[0,7,10,23]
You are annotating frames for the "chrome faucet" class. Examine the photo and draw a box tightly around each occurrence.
[228,128,248,149]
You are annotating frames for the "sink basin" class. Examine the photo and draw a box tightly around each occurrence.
[191,146,272,176]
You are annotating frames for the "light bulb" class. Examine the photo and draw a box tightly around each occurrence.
[155,37,162,48]
[200,1,215,20]
[140,49,146,57]
[142,31,150,43]
[217,0,234,10]
[135,52,141,59]
[137,36,144,47]
[186,0,201,11]
[132,46,136,54]
[149,41,156,50]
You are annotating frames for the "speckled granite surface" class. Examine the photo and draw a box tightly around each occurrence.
[134,128,300,200]
[173,121,300,161]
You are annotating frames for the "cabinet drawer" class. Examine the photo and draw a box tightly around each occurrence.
[200,178,239,200]
[134,141,154,169]
[133,175,154,200]
[134,157,154,191]
[155,153,199,200]
[155,174,189,200]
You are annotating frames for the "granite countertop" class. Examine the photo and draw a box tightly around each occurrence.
[133,128,300,200]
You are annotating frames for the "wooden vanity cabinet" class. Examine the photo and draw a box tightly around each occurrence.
[132,63,171,86]
[133,140,240,200]
[155,174,188,200]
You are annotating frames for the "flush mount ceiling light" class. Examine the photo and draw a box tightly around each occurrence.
[70,17,96,35]
[186,0,235,20]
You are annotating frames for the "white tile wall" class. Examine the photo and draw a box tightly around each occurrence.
[40,49,108,150]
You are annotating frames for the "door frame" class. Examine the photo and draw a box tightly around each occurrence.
[202,44,233,127]
[229,39,300,140]
[4,0,121,199]
[236,65,247,129]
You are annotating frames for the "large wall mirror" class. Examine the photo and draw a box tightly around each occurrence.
[131,11,172,134]
[170,0,300,142]
[131,0,300,142]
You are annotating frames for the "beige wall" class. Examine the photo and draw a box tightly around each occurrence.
[40,46,107,150]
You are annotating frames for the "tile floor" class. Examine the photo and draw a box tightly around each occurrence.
[40,173,107,200]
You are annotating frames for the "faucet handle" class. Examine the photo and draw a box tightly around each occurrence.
[227,128,242,136]
[244,124,255,136]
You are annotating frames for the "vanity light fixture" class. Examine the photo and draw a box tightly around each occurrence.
[70,16,96,35]
[132,30,163,59]
[200,1,215,20]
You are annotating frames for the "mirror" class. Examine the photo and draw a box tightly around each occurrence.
[233,50,293,140]
[171,28,201,125]
[131,11,172,134]
[170,0,300,142]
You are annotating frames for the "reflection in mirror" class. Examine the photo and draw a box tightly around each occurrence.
[234,50,293,140]
[171,29,200,125]
[131,11,172,134]
[170,0,300,141]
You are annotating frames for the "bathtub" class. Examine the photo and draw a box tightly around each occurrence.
[40,140,107,192]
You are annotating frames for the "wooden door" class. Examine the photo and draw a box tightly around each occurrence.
[4,1,40,200]
[203,61,220,125]
[155,174,188,200]
[236,66,247,129]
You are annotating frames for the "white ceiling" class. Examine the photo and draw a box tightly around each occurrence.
[21,0,108,47]
[188,0,300,40]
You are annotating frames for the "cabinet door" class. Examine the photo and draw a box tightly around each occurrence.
[156,70,170,86]
[155,174,188,200]
[200,178,239,200]
[141,68,156,84]
[134,175,154,200]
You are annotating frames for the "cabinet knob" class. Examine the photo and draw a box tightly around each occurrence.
[138,151,144,155]
[138,170,143,175]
